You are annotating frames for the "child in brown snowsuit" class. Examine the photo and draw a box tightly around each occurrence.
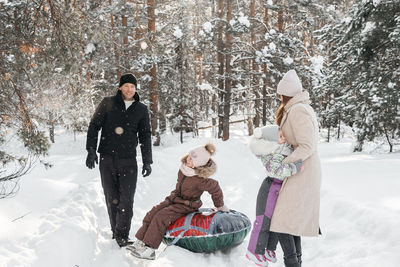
[129,143,229,260]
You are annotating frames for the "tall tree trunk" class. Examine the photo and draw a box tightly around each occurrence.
[250,0,260,129]
[262,6,269,126]
[212,94,217,138]
[147,0,159,145]
[122,0,128,70]
[262,64,267,126]
[150,65,159,144]
[327,124,330,143]
[198,54,203,85]
[246,97,254,136]
[159,108,166,135]
[309,29,314,57]
[49,111,55,143]
[85,59,91,82]
[353,137,364,152]
[109,0,120,78]
[384,129,393,153]
[208,0,217,138]
[135,1,143,53]
[135,2,140,39]
[175,42,185,143]
[217,0,224,139]
[278,7,284,32]
[134,2,143,87]
[222,0,232,141]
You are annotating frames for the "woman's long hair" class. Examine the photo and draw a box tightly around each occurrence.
[275,95,293,126]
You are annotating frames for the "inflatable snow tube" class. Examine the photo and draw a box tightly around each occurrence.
[163,209,251,253]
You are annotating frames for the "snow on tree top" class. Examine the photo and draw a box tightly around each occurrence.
[238,15,250,27]
[173,27,183,39]
[298,31,303,38]
[361,22,376,35]
[140,41,148,50]
[283,56,294,65]
[342,17,352,24]
[310,56,324,75]
[203,22,212,33]
[6,54,15,62]
[269,42,276,51]
[373,0,381,7]
[198,83,212,91]
[85,43,96,54]
[327,5,335,12]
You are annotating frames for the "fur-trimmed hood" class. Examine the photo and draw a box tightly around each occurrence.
[194,159,217,178]
[181,155,217,178]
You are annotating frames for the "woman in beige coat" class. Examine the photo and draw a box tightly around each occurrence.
[270,69,321,267]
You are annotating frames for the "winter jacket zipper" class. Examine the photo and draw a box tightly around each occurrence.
[178,176,187,197]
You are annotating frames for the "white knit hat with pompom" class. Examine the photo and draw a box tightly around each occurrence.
[189,143,215,167]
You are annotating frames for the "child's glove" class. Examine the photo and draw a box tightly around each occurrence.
[217,205,229,212]
[289,159,304,175]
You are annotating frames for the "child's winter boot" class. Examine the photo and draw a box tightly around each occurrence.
[265,249,277,263]
[129,239,145,250]
[130,245,156,260]
[246,249,269,266]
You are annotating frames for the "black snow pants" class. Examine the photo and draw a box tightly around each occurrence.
[275,233,302,267]
[99,154,138,239]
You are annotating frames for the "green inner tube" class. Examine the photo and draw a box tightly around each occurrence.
[164,226,251,253]
[163,209,251,253]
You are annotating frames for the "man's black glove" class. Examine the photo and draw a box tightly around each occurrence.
[142,163,152,177]
[86,148,98,169]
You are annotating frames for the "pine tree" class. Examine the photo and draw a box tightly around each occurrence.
[322,0,400,152]
[0,1,55,198]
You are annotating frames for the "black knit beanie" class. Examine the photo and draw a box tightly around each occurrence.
[119,73,137,87]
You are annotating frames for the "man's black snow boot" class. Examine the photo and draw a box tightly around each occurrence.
[116,237,134,247]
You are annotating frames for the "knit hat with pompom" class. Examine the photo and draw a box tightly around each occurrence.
[189,143,216,167]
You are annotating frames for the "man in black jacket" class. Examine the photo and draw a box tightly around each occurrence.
[86,73,152,247]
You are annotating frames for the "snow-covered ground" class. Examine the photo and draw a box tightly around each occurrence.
[1,125,399,267]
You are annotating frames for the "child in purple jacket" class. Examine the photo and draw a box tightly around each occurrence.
[246,125,304,267]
